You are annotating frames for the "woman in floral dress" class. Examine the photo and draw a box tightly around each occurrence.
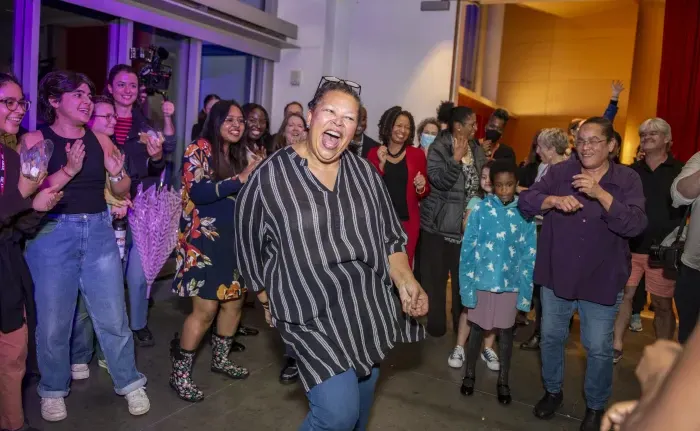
[170,100,260,402]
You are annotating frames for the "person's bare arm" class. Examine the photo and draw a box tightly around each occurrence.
[622,328,700,430]
[672,152,700,204]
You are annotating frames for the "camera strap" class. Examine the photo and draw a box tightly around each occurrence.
[673,205,692,244]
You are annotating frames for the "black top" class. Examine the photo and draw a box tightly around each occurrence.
[491,142,516,163]
[383,157,409,221]
[234,147,425,392]
[0,145,41,333]
[191,120,204,142]
[629,154,685,254]
[44,126,106,215]
[518,162,540,188]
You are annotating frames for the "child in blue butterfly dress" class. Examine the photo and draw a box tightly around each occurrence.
[458,160,537,405]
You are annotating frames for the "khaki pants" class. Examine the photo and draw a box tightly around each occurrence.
[0,323,28,430]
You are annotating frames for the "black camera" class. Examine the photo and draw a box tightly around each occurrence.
[648,241,684,272]
[129,46,172,97]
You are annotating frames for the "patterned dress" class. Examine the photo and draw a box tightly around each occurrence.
[173,138,246,301]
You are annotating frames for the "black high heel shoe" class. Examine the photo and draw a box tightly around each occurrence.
[460,376,475,396]
[497,384,512,405]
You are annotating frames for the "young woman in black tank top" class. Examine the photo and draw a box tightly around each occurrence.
[22,71,150,422]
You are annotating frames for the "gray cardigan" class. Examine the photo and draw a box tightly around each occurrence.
[420,132,487,241]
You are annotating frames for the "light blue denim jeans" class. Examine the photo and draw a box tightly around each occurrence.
[70,293,105,365]
[124,232,149,331]
[25,211,146,398]
[540,287,623,410]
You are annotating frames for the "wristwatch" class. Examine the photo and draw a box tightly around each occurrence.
[109,169,125,183]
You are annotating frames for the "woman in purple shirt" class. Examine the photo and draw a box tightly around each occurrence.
[518,117,646,431]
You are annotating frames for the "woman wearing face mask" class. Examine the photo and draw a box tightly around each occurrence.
[416,118,440,154]
[191,94,220,141]
[0,72,63,431]
[106,64,170,348]
[170,100,260,402]
[23,70,149,421]
[242,103,272,159]
[368,106,429,267]
[419,102,487,337]
[270,112,307,152]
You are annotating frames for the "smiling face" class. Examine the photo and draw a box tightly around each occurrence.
[284,115,305,144]
[0,81,27,135]
[455,113,477,140]
[391,114,411,146]
[246,107,268,142]
[639,128,670,155]
[51,83,94,125]
[108,71,139,108]
[480,166,492,194]
[576,123,614,170]
[305,90,359,164]
[536,141,557,165]
[493,171,516,205]
[88,102,117,136]
[220,105,245,144]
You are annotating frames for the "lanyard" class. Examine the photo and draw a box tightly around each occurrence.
[0,145,5,196]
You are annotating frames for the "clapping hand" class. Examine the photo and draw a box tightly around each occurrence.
[32,185,63,212]
[65,140,86,176]
[105,148,126,177]
[239,155,261,183]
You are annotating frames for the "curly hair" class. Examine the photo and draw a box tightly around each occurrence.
[436,101,453,125]
[377,106,415,147]
[417,117,440,138]
[39,70,96,125]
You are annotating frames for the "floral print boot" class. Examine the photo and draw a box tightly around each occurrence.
[169,334,204,402]
[211,332,250,379]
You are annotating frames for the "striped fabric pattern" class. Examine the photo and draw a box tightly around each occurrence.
[235,146,425,391]
[114,116,133,146]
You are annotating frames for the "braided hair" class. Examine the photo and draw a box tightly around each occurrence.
[377,106,416,149]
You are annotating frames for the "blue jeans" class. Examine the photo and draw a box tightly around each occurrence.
[70,293,105,365]
[124,232,149,331]
[299,367,380,431]
[540,287,622,410]
[25,211,146,398]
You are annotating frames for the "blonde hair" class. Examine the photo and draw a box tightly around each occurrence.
[537,128,569,156]
[639,118,672,142]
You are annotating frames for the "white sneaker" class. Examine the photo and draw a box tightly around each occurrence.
[125,387,150,416]
[481,347,500,371]
[448,345,465,368]
[41,397,67,422]
[71,364,90,380]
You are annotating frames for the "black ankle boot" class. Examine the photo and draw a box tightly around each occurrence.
[279,356,299,384]
[533,391,563,419]
[497,384,512,405]
[460,323,484,397]
[580,408,604,431]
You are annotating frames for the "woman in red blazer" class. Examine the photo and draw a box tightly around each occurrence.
[368,106,429,268]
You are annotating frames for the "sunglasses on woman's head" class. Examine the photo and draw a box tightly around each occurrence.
[317,76,361,96]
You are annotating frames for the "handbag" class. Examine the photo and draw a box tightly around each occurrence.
[648,206,691,273]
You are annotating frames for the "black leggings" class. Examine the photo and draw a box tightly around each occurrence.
[631,276,647,315]
[419,230,461,337]
[465,323,514,385]
[675,264,700,343]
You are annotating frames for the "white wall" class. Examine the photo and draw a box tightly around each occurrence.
[272,0,457,141]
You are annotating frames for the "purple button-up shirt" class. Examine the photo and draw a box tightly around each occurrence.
[518,158,647,305]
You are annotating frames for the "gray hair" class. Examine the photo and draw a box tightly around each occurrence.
[537,128,569,155]
[639,117,672,141]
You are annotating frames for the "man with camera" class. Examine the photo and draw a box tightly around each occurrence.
[671,138,700,344]
[612,118,684,361]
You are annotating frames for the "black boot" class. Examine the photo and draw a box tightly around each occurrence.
[533,391,563,419]
[169,334,204,402]
[580,408,604,431]
[460,323,484,396]
[497,326,513,405]
[520,331,540,350]
[236,325,259,336]
[211,332,250,379]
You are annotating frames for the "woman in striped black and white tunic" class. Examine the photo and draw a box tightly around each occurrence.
[235,77,428,431]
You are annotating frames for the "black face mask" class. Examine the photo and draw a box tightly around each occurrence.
[484,128,502,143]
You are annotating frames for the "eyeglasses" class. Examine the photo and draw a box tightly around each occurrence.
[0,98,30,112]
[94,114,117,122]
[317,76,361,95]
[575,138,607,148]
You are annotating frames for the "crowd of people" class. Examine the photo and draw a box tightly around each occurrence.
[0,67,698,431]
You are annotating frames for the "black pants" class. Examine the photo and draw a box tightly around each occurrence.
[632,276,647,315]
[675,263,700,344]
[419,230,461,337]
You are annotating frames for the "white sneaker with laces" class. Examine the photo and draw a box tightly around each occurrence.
[447,345,465,368]
[480,347,500,371]
[125,387,150,416]
[41,397,67,422]
[71,364,89,380]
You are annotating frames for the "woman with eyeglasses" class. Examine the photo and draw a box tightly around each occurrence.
[242,103,272,159]
[0,72,63,431]
[105,64,169,348]
[23,70,150,422]
[170,99,260,402]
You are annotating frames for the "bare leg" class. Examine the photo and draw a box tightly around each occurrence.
[216,298,244,337]
[484,331,497,350]
[456,309,471,347]
[650,294,676,340]
[613,285,638,351]
[181,297,219,351]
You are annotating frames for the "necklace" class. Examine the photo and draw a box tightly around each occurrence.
[386,142,407,158]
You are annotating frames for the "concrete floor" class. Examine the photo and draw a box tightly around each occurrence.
[22,280,653,431]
